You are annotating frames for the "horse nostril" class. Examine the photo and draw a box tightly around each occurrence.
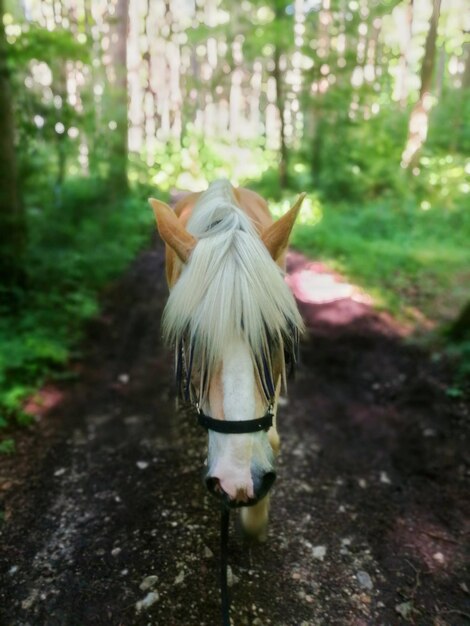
[253,471,276,500]
[205,472,276,507]
[205,476,226,498]
[206,476,218,492]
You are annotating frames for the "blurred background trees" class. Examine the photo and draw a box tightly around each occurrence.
[0,0,24,293]
[4,0,468,198]
[0,0,469,434]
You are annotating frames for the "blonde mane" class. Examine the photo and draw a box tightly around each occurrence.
[162,180,304,403]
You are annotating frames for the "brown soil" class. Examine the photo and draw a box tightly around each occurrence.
[0,242,469,626]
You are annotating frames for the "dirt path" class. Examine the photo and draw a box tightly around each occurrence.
[0,242,469,626]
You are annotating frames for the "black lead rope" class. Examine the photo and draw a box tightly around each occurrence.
[220,507,231,626]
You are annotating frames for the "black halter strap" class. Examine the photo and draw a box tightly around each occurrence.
[196,405,274,434]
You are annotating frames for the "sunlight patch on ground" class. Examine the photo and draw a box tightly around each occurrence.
[23,385,64,419]
[286,262,372,306]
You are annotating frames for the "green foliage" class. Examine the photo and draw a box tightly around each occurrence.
[295,85,469,207]
[428,87,470,155]
[247,168,284,200]
[290,195,470,323]
[0,439,15,455]
[133,135,277,192]
[446,341,470,380]
[8,25,89,67]
[308,106,409,201]
[445,385,464,398]
[0,179,154,426]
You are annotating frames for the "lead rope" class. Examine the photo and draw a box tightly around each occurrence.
[220,506,231,626]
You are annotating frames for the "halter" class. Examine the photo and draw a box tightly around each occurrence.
[195,402,274,434]
[177,341,276,435]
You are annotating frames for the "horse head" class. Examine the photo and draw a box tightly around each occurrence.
[150,181,304,518]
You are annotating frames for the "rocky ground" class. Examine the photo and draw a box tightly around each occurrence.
[0,241,469,626]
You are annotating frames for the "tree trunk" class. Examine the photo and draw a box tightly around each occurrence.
[462,41,470,90]
[401,0,441,169]
[292,0,305,146]
[0,0,25,294]
[311,111,324,185]
[273,43,288,189]
[52,0,67,194]
[448,301,470,341]
[108,0,129,196]
[396,0,414,107]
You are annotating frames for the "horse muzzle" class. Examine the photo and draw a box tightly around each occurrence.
[205,470,277,508]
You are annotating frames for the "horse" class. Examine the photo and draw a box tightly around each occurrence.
[149,179,305,540]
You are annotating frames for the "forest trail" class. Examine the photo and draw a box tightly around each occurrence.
[0,240,468,626]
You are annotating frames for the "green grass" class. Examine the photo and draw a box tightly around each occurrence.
[0,178,156,440]
[287,193,470,383]
[287,196,470,324]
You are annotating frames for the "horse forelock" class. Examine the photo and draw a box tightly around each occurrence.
[164,180,303,403]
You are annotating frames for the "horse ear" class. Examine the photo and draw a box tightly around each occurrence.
[261,193,306,261]
[148,198,197,263]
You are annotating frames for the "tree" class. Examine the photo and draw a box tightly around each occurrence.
[107,0,129,195]
[448,301,470,341]
[393,0,414,107]
[272,6,289,188]
[401,0,442,169]
[0,0,25,295]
